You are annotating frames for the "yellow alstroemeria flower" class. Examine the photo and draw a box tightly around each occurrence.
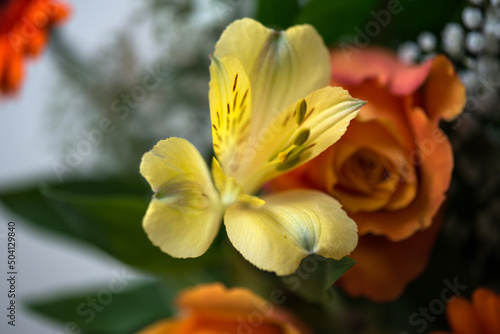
[140,18,366,276]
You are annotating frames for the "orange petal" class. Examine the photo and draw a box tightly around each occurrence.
[384,176,417,211]
[337,79,415,152]
[136,319,182,334]
[23,0,71,26]
[177,284,303,334]
[0,0,31,33]
[26,30,48,56]
[1,45,24,94]
[330,47,434,97]
[327,119,417,213]
[331,147,398,212]
[421,55,466,122]
[178,283,271,315]
[291,109,417,198]
[173,313,285,334]
[336,213,442,302]
[472,288,500,334]
[0,39,7,86]
[390,57,434,96]
[50,1,72,23]
[446,297,483,334]
[336,119,413,173]
[351,107,453,240]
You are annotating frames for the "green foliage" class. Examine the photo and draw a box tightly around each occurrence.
[0,178,223,276]
[256,0,300,29]
[254,0,466,48]
[371,0,466,45]
[28,282,174,334]
[0,186,80,239]
[295,0,379,45]
[282,255,356,303]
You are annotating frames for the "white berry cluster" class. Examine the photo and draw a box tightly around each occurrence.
[398,0,500,116]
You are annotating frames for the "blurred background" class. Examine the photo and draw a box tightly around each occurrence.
[1,1,146,332]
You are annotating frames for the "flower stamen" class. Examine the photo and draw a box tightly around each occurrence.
[293,128,310,146]
[295,99,307,125]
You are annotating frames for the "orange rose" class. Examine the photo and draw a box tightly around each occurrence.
[272,48,466,301]
[431,287,500,334]
[137,283,309,334]
[0,0,71,95]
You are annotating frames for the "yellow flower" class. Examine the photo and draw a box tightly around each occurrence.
[140,18,365,275]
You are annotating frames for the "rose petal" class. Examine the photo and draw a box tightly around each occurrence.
[335,214,442,302]
[446,297,483,334]
[330,120,417,212]
[351,107,453,240]
[336,79,415,152]
[472,288,500,334]
[422,55,466,122]
[330,47,434,96]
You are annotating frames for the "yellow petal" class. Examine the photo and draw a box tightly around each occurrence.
[239,86,365,192]
[224,190,358,275]
[214,18,330,134]
[211,157,265,208]
[140,138,223,258]
[209,55,252,177]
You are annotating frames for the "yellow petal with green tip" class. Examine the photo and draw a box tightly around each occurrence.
[272,87,365,168]
[238,86,365,193]
[224,190,358,276]
[140,138,223,258]
[213,18,330,135]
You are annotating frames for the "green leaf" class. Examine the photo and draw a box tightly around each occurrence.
[281,255,356,303]
[0,177,224,276]
[43,184,223,275]
[371,0,466,45]
[293,0,466,47]
[0,186,80,239]
[256,0,300,30]
[0,177,148,240]
[28,282,174,334]
[294,0,378,45]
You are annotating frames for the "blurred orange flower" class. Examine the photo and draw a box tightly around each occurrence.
[137,283,309,334]
[0,0,70,95]
[271,48,466,301]
[431,287,500,334]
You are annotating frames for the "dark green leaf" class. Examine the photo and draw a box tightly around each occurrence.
[28,282,174,334]
[281,255,356,303]
[0,186,79,239]
[371,0,466,45]
[40,184,222,276]
[256,0,300,30]
[0,177,148,243]
[294,0,379,45]
[0,177,224,276]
